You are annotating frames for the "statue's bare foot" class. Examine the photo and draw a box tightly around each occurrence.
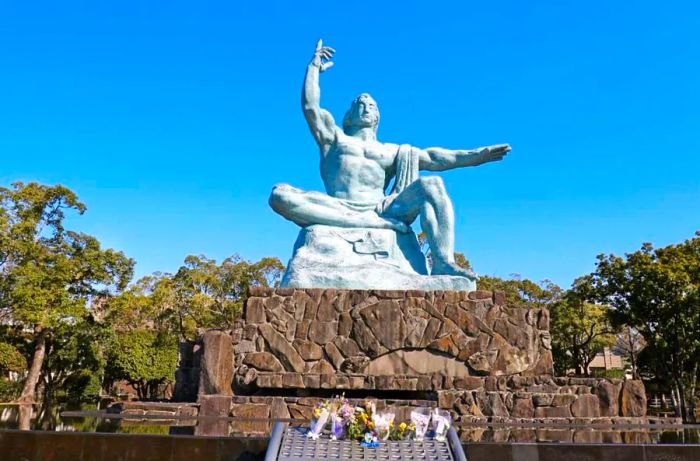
[431,260,478,281]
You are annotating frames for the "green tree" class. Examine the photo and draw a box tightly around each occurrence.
[41,320,106,402]
[549,286,617,376]
[614,326,646,379]
[478,275,562,308]
[170,254,284,340]
[0,341,27,375]
[585,233,700,422]
[102,254,284,399]
[103,273,178,334]
[106,329,178,400]
[0,182,134,403]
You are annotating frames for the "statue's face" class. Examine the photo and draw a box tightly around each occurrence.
[345,94,379,131]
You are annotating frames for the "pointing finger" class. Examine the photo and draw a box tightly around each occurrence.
[316,39,323,51]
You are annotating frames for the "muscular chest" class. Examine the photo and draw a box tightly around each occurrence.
[331,137,394,167]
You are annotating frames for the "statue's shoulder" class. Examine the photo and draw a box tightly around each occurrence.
[382,142,401,155]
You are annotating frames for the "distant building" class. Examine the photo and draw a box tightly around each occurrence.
[587,347,630,378]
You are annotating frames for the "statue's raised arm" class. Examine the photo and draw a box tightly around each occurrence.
[302,40,340,154]
[417,144,511,171]
[270,40,513,291]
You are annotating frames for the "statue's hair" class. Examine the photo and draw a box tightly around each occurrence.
[343,93,380,134]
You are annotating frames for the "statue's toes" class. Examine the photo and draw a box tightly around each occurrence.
[434,262,479,281]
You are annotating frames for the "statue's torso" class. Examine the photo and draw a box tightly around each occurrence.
[321,134,397,203]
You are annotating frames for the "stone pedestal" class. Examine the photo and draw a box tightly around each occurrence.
[181,287,655,436]
[282,225,475,291]
[236,287,553,389]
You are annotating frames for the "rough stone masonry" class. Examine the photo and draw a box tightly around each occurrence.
[167,287,659,437]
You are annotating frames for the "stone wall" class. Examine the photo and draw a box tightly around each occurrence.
[168,287,664,436]
[233,287,553,392]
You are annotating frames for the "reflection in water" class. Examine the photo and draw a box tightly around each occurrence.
[457,425,700,444]
[18,404,32,431]
[1,403,699,445]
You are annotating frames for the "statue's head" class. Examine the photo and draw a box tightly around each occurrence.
[343,93,380,134]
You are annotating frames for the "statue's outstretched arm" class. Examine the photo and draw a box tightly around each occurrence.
[302,40,339,152]
[417,144,511,171]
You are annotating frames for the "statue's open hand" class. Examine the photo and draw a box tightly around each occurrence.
[312,39,335,72]
[476,144,511,164]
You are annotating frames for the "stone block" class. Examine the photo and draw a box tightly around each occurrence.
[428,335,458,356]
[359,300,406,350]
[242,352,283,372]
[303,374,320,388]
[349,375,365,389]
[245,298,266,323]
[338,312,353,336]
[199,330,234,396]
[270,397,291,419]
[596,380,620,416]
[229,402,270,435]
[419,317,442,347]
[333,336,361,357]
[475,392,509,417]
[511,396,535,418]
[551,394,577,407]
[570,394,600,417]
[535,405,572,418]
[492,291,506,305]
[292,339,322,361]
[258,324,305,372]
[324,342,345,369]
[308,321,338,344]
[196,394,233,437]
[621,380,647,417]
[282,373,304,388]
[453,376,485,390]
[339,356,369,373]
[310,359,334,375]
[468,290,492,300]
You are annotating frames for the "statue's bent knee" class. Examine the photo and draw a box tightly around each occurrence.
[269,184,295,213]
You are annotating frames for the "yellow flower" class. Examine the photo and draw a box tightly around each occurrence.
[313,408,322,418]
[367,421,374,429]
[399,422,407,431]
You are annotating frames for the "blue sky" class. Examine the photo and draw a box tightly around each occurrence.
[1,1,698,288]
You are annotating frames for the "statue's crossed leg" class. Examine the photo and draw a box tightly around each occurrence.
[269,178,476,280]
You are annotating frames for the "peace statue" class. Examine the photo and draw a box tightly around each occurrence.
[270,40,510,291]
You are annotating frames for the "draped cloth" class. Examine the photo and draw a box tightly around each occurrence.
[376,143,420,214]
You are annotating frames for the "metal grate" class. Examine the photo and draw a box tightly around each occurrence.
[267,424,461,461]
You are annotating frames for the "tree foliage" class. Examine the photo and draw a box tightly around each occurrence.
[614,326,646,379]
[101,254,284,398]
[106,329,178,400]
[549,286,616,376]
[171,254,284,340]
[0,182,134,402]
[584,233,700,422]
[0,342,27,374]
[478,275,562,308]
[105,254,284,341]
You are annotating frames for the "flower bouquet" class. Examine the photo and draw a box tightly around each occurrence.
[307,401,331,440]
[431,408,452,442]
[306,395,419,446]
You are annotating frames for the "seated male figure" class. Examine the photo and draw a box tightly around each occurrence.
[269,40,510,279]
